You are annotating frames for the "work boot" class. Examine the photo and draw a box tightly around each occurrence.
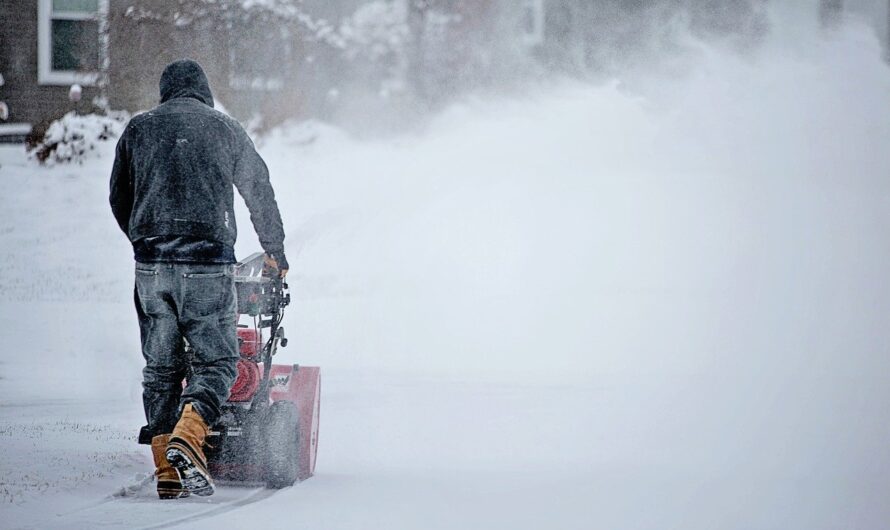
[165,403,215,496]
[151,434,189,499]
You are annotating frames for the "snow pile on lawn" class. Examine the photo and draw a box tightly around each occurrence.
[30,111,129,165]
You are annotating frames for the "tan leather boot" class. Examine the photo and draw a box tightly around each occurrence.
[151,434,189,499]
[165,403,215,496]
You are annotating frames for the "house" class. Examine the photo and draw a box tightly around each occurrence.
[0,0,106,142]
[0,0,558,143]
[104,1,309,126]
[0,0,549,142]
[4,1,890,143]
[0,0,320,143]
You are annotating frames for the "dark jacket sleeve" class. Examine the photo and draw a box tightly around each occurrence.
[109,132,133,237]
[232,128,287,267]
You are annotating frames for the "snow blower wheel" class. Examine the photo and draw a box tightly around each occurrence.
[264,401,301,488]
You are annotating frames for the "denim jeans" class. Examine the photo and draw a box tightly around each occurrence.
[134,262,238,443]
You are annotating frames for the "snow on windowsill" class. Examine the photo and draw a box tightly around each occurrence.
[0,123,33,135]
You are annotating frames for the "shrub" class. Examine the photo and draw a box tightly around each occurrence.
[29,111,129,165]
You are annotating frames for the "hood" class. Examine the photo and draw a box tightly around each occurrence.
[159,59,214,107]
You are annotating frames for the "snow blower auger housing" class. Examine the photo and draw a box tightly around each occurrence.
[198,252,320,488]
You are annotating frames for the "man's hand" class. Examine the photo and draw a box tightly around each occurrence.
[263,253,288,278]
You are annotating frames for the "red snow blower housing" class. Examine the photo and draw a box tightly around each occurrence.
[198,252,320,488]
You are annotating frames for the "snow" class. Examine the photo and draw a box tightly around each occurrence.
[0,123,30,135]
[3,11,890,530]
[69,85,83,104]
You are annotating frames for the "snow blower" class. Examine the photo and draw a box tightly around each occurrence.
[191,252,320,488]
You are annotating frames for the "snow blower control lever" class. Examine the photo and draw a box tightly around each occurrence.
[234,252,291,405]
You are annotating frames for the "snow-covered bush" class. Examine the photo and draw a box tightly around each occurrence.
[30,111,129,165]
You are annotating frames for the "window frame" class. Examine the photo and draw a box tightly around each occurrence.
[37,0,108,86]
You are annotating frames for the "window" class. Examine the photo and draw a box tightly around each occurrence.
[38,0,107,85]
[522,0,545,47]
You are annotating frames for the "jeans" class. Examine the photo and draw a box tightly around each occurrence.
[134,262,238,443]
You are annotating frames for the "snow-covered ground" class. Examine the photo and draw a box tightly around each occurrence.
[4,13,890,529]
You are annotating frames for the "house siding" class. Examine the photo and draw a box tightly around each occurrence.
[0,1,100,137]
[106,0,315,125]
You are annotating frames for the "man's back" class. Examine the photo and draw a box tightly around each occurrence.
[122,97,241,249]
[110,59,286,267]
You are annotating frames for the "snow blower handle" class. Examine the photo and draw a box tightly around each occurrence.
[263,253,288,279]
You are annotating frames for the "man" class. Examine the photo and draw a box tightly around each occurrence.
[109,59,288,499]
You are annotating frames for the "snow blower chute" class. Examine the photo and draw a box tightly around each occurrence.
[190,252,320,488]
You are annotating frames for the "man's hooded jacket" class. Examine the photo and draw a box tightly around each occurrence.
[109,59,286,268]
